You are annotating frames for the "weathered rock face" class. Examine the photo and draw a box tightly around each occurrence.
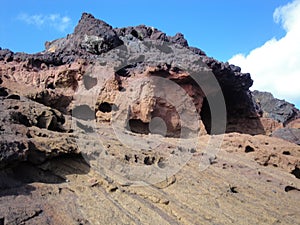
[252,90,299,125]
[0,87,77,168]
[272,128,300,145]
[0,12,257,137]
[252,91,300,144]
[0,12,300,225]
[0,57,87,114]
[1,12,298,163]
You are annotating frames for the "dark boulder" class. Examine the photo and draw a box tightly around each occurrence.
[169,33,188,47]
[252,90,299,125]
[272,128,300,145]
[74,13,123,54]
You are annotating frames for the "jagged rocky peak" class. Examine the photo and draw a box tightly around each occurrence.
[0,12,204,64]
[44,12,204,58]
[73,12,192,50]
[74,12,116,36]
[44,12,123,58]
[73,13,123,54]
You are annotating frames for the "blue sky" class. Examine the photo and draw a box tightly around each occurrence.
[0,0,299,108]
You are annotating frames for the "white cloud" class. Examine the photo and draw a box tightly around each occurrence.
[229,0,300,105]
[18,14,45,26]
[18,13,71,32]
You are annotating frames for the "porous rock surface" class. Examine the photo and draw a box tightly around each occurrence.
[0,13,299,224]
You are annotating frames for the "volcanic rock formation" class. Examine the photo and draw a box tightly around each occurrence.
[0,13,299,224]
[0,13,258,135]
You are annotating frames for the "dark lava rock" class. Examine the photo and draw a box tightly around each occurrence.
[115,25,169,42]
[188,46,206,56]
[252,90,299,125]
[73,13,123,54]
[169,33,189,47]
[0,49,14,62]
[44,13,123,63]
[272,128,300,145]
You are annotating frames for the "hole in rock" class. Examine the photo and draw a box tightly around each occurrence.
[228,186,238,193]
[200,97,211,134]
[118,86,126,92]
[109,187,118,192]
[127,119,150,135]
[245,145,255,153]
[124,155,131,161]
[127,117,170,137]
[190,148,196,153]
[282,151,291,155]
[130,29,139,38]
[144,156,155,165]
[284,186,300,192]
[98,102,112,113]
[134,155,138,163]
[46,83,55,89]
[291,167,300,179]
[11,112,31,126]
[0,87,8,97]
[7,94,20,100]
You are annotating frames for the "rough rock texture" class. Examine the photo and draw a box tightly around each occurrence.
[45,13,123,61]
[0,132,299,224]
[1,12,300,225]
[252,91,300,144]
[0,13,258,136]
[0,87,77,168]
[252,90,299,125]
[272,128,300,145]
[0,57,87,114]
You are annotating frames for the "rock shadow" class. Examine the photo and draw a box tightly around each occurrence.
[201,91,266,135]
[0,154,90,197]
